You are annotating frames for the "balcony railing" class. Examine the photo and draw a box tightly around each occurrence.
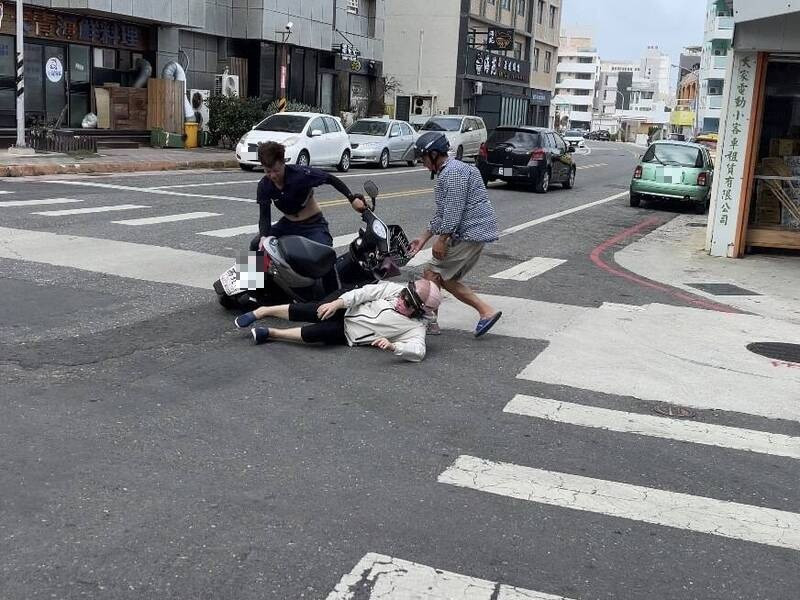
[708,95,724,109]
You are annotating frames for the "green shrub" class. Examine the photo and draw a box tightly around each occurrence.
[206,95,266,149]
[260,99,324,116]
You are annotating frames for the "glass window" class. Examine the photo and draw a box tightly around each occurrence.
[544,51,552,73]
[0,35,14,77]
[93,48,116,69]
[24,43,44,114]
[254,114,310,133]
[533,47,540,72]
[307,117,326,135]
[642,143,703,167]
[518,0,526,15]
[421,117,463,132]
[69,45,90,83]
[555,134,567,152]
[549,5,558,28]
[502,0,511,9]
[489,128,540,148]
[348,119,388,136]
[537,0,545,24]
[323,116,341,132]
[390,122,401,137]
[347,0,359,14]
[514,42,523,61]
[401,123,414,136]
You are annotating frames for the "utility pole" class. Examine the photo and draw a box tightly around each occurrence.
[10,0,33,154]
[276,23,293,112]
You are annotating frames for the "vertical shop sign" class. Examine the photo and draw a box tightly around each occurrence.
[709,51,757,257]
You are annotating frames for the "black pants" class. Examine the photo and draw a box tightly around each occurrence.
[288,291,348,345]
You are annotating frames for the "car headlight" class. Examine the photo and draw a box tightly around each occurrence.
[237,135,248,146]
[282,136,300,147]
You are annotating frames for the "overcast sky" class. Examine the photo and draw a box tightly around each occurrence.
[561,0,706,64]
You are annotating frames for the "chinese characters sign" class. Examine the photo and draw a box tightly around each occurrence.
[709,51,757,257]
[0,3,149,51]
[487,28,514,51]
[468,48,530,84]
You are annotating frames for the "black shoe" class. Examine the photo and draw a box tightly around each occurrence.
[252,327,270,345]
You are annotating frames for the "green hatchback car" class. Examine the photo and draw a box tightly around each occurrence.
[630,141,714,213]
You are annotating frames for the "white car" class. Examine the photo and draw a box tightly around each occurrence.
[236,112,352,172]
[419,115,487,160]
[347,118,418,169]
[562,129,587,149]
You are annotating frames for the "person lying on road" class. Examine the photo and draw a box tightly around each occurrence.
[233,279,442,363]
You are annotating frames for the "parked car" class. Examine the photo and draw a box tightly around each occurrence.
[347,118,418,168]
[476,126,577,194]
[667,133,686,141]
[562,129,587,148]
[690,133,718,160]
[419,115,487,160]
[594,130,611,141]
[235,112,352,172]
[630,141,714,213]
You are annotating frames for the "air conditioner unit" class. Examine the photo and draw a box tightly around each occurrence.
[214,74,240,97]
[189,89,210,131]
[412,95,433,116]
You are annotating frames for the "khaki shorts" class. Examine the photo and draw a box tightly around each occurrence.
[425,240,484,281]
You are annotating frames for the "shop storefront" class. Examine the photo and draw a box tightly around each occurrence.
[706,5,800,256]
[529,89,552,128]
[0,2,155,130]
[458,47,532,131]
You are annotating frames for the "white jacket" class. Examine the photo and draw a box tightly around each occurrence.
[338,281,427,362]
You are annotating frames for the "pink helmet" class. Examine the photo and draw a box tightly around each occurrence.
[414,279,442,314]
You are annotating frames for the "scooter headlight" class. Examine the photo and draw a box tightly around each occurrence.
[371,220,388,239]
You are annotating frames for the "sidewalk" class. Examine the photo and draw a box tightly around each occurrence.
[0,146,238,177]
[615,213,800,324]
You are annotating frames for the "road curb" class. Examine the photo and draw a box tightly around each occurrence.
[0,158,239,178]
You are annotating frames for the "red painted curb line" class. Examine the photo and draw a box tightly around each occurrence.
[590,216,742,314]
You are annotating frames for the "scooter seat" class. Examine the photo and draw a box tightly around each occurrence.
[278,236,337,279]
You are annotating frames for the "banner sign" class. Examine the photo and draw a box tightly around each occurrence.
[487,28,514,52]
[468,48,530,84]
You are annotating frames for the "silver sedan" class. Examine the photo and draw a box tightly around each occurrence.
[347,118,418,169]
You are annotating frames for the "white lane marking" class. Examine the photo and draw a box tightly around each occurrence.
[504,395,800,460]
[576,163,608,170]
[332,233,358,248]
[0,226,230,289]
[491,257,566,281]
[32,204,148,216]
[52,180,252,203]
[501,191,629,236]
[148,167,427,189]
[112,212,221,226]
[439,456,800,551]
[197,224,260,238]
[0,198,82,207]
[326,552,573,600]
[0,190,14,195]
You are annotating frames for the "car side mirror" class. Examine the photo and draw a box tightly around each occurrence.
[567,146,576,153]
[310,129,323,137]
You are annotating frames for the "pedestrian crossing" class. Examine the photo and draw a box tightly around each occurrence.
[32,204,149,216]
[0,197,82,207]
[111,211,221,226]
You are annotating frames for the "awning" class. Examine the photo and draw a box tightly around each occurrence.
[734,0,800,23]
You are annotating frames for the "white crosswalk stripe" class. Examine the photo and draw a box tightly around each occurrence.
[576,163,608,170]
[112,212,221,226]
[326,553,574,600]
[0,198,82,207]
[197,224,259,238]
[504,395,800,460]
[490,257,566,281]
[439,455,800,551]
[0,190,15,195]
[32,204,148,216]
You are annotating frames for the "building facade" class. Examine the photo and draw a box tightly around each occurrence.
[0,0,385,136]
[706,0,800,257]
[698,0,734,133]
[639,45,671,103]
[383,0,560,131]
[530,0,561,127]
[592,60,639,133]
[551,35,599,131]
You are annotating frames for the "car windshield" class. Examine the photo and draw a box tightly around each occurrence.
[422,118,463,132]
[643,144,703,167]
[254,114,310,133]
[566,130,584,137]
[348,121,389,136]
[489,129,540,148]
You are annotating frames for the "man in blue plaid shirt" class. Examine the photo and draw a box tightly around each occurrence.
[409,132,503,337]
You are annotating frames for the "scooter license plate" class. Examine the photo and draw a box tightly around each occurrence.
[220,266,241,296]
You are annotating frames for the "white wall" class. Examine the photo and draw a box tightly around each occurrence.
[384,0,461,110]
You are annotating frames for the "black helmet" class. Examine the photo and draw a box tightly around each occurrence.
[414,131,450,159]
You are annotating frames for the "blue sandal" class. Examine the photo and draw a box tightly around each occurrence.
[252,327,271,345]
[235,311,257,329]
[475,312,502,338]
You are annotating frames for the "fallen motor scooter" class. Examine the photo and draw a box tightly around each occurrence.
[213,180,411,309]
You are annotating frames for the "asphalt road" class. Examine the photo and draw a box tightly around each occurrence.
[1,141,797,599]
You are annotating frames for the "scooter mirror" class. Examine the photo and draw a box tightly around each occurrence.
[363,180,379,199]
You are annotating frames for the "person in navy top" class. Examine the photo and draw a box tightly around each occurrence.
[248,142,366,251]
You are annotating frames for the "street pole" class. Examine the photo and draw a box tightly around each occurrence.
[11,0,31,153]
[276,27,292,113]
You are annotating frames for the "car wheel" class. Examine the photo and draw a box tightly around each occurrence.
[563,167,576,189]
[379,148,390,169]
[239,164,255,171]
[297,151,310,166]
[630,192,641,207]
[456,145,464,160]
[337,150,351,172]
[534,169,550,194]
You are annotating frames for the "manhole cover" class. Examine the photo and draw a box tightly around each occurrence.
[747,342,800,364]
[687,283,762,296]
[653,404,695,418]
